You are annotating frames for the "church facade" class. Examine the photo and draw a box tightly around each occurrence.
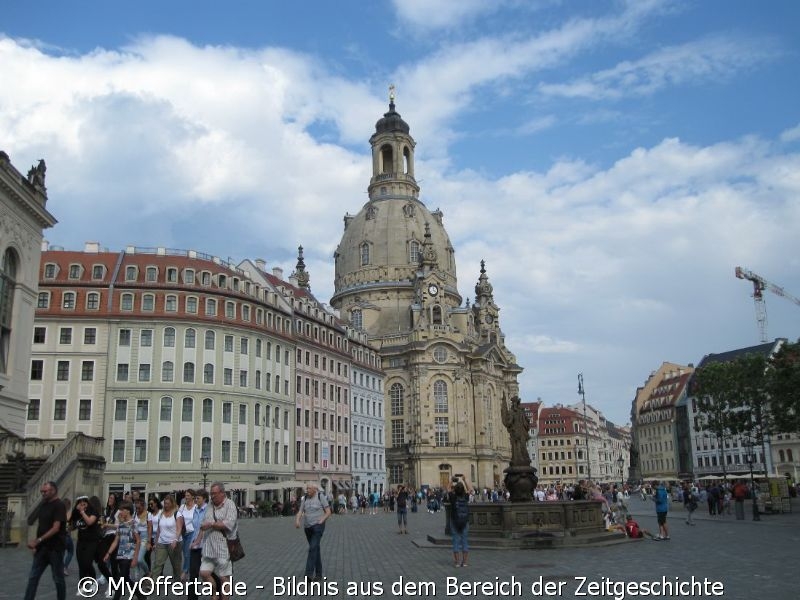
[330,98,523,490]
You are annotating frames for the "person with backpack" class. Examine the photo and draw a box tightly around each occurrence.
[396,485,410,534]
[652,481,670,540]
[447,475,473,568]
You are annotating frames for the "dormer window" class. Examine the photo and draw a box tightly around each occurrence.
[68,264,81,280]
[44,264,57,279]
[92,265,105,280]
[184,269,195,284]
[218,274,227,289]
[146,267,158,282]
[125,266,137,281]
[167,268,178,283]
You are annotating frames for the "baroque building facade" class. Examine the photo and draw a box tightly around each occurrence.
[330,98,522,489]
[30,244,296,494]
[0,152,56,437]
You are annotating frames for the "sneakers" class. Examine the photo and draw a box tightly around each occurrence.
[97,576,107,586]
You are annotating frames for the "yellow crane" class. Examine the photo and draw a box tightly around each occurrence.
[735,266,800,342]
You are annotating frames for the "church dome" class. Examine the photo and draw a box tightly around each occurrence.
[374,102,410,135]
[332,197,457,299]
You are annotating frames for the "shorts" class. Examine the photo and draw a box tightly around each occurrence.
[656,512,667,525]
[200,555,232,577]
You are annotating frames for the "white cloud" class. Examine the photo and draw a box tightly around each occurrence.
[390,0,503,31]
[538,35,781,100]
[781,123,800,143]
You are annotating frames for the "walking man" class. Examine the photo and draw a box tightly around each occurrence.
[197,482,238,600]
[295,484,330,581]
[24,481,67,600]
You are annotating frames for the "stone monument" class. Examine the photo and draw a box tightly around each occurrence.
[501,394,539,501]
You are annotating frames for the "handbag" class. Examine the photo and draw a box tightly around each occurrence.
[227,536,245,562]
[213,504,245,562]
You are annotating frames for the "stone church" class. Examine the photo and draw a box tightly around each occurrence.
[330,96,523,490]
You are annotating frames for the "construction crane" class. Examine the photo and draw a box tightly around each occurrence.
[735,266,800,342]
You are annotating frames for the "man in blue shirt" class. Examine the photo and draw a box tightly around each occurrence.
[653,481,670,540]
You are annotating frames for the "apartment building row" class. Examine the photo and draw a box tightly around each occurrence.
[632,340,800,484]
[26,242,386,498]
[522,400,632,487]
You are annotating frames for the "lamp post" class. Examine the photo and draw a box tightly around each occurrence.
[578,374,591,481]
[617,453,625,491]
[200,455,210,490]
[743,440,760,522]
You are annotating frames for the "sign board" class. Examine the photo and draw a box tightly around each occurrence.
[322,445,330,469]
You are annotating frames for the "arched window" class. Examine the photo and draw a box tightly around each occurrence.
[202,398,213,422]
[351,309,363,330]
[180,436,192,462]
[360,243,370,266]
[0,248,19,372]
[434,380,448,413]
[158,436,171,461]
[253,440,260,463]
[183,362,195,383]
[409,240,420,264]
[164,327,176,347]
[185,328,196,348]
[201,437,211,460]
[390,383,404,416]
[380,144,393,174]
[181,397,193,421]
[779,450,786,462]
[203,363,214,384]
[788,449,794,462]
[205,330,215,350]
[161,361,174,382]
[432,305,443,325]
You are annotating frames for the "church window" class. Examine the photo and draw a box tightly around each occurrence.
[380,144,393,174]
[351,309,363,330]
[391,419,405,447]
[432,305,442,324]
[409,241,420,264]
[433,346,447,364]
[360,243,370,266]
[434,380,448,413]
[435,417,449,447]
[390,383,404,416]
[403,146,412,175]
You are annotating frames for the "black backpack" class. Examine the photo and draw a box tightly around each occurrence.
[453,496,469,530]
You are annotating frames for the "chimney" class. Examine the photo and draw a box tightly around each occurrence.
[273,267,283,279]
[255,259,266,271]
[84,241,101,253]
[41,240,50,251]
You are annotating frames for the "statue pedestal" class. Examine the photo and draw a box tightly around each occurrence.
[503,466,538,502]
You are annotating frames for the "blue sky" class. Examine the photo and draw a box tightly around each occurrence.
[2,0,799,425]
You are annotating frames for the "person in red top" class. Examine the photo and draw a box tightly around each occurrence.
[732,480,748,520]
[624,515,654,539]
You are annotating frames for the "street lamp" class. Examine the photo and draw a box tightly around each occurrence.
[743,440,761,522]
[578,374,591,481]
[200,455,210,490]
[617,454,625,491]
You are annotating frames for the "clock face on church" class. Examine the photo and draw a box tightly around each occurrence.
[485,314,494,324]
[428,283,439,296]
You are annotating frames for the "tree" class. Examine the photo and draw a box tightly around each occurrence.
[692,361,741,479]
[768,341,800,434]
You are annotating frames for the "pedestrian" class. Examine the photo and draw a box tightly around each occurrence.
[104,502,139,600]
[23,481,67,600]
[294,484,331,581]
[653,480,670,540]
[448,475,474,568]
[682,483,697,526]
[62,498,74,577]
[96,493,119,584]
[188,489,211,600]
[396,485,410,534]
[197,482,239,600]
[150,494,184,578]
[145,496,162,569]
[178,489,197,581]
[732,480,747,520]
[132,498,150,580]
[70,496,101,583]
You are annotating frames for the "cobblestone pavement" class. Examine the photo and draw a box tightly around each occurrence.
[4,497,798,600]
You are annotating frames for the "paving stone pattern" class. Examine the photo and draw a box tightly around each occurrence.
[4,497,798,600]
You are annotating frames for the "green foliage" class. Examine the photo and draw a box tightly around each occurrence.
[768,341,800,434]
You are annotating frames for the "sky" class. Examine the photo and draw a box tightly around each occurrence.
[2,0,799,426]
